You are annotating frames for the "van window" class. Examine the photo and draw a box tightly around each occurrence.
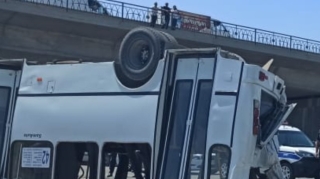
[54,142,98,179]
[100,143,151,179]
[9,141,53,179]
[278,130,314,147]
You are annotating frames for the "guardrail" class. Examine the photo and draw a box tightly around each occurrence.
[6,0,320,54]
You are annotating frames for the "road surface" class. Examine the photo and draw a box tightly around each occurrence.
[79,165,313,179]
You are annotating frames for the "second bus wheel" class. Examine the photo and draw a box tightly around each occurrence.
[158,31,178,44]
[117,27,164,86]
[141,27,178,44]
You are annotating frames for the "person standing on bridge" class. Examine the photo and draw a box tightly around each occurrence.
[150,2,158,27]
[161,3,171,29]
[171,5,179,30]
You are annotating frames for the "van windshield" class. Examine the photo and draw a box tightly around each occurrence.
[277,130,314,147]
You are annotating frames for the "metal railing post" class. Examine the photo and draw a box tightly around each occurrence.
[272,32,275,45]
[254,29,257,44]
[121,2,124,18]
[235,25,238,39]
[66,0,69,11]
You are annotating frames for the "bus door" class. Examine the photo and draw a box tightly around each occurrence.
[0,63,21,177]
[203,55,244,179]
[159,53,215,179]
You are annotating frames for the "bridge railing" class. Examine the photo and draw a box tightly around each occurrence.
[6,0,320,54]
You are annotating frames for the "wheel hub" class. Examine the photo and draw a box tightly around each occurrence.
[140,47,149,64]
[281,165,291,179]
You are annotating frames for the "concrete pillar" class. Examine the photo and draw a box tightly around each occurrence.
[288,98,320,140]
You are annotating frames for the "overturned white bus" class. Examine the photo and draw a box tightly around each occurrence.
[0,27,295,179]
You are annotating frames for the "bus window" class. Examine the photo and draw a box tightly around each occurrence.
[0,87,10,159]
[259,91,289,144]
[259,91,277,128]
[100,143,151,179]
[9,141,53,179]
[54,142,98,179]
[207,145,231,179]
[185,80,213,179]
[162,80,193,179]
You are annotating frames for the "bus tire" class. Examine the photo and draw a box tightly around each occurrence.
[140,27,178,44]
[158,31,178,44]
[114,61,148,88]
[117,27,164,87]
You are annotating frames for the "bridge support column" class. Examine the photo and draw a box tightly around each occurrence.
[288,98,320,140]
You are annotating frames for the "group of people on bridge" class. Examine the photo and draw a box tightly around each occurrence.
[149,2,180,30]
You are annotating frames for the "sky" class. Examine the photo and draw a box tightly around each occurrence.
[118,0,320,41]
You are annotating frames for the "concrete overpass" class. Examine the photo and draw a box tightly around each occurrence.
[1,0,320,136]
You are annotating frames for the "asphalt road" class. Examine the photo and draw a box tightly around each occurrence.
[80,166,314,179]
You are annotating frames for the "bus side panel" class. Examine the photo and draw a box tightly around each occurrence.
[11,95,158,145]
[205,56,244,179]
[228,83,258,179]
[207,95,236,145]
[208,56,243,146]
[19,60,164,94]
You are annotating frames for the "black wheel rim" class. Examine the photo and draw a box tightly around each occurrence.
[127,39,152,71]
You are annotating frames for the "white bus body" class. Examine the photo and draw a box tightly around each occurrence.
[0,27,295,179]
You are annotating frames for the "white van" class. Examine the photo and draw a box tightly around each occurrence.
[277,124,319,179]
